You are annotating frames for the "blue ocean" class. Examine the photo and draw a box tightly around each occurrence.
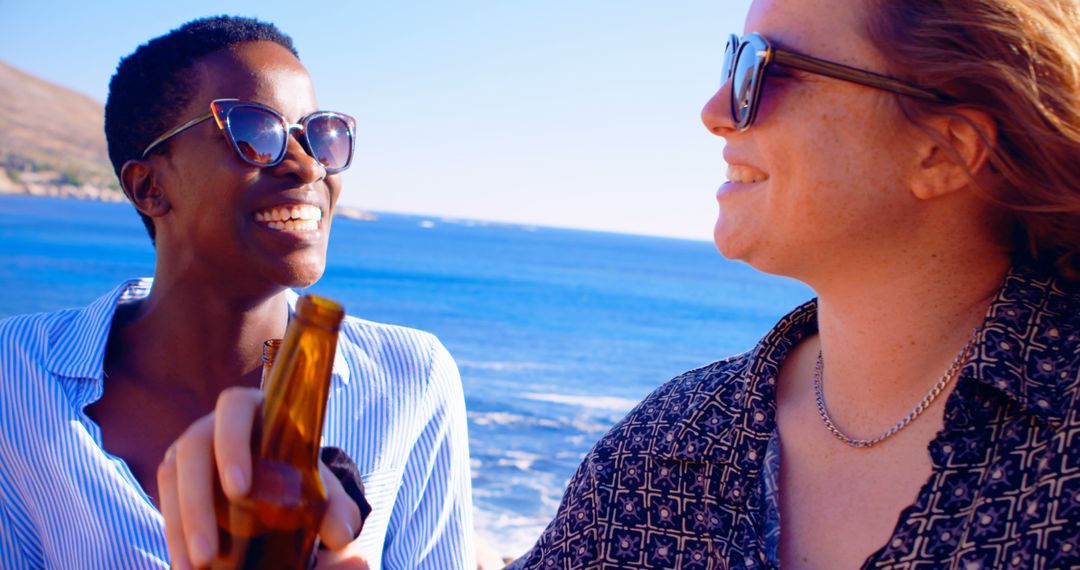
[0,195,812,556]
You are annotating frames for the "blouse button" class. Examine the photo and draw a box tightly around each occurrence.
[891,538,903,548]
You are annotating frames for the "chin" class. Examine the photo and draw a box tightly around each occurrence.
[713,221,750,262]
[278,255,327,289]
[288,268,325,289]
[713,224,790,278]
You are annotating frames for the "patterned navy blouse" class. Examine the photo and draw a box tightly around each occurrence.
[509,261,1080,569]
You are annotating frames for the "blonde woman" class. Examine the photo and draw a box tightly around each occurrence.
[512,0,1080,567]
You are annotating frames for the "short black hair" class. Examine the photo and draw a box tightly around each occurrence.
[104,15,299,242]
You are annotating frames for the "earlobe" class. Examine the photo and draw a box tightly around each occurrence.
[120,159,171,218]
[910,109,997,201]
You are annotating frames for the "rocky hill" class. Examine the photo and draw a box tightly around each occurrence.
[0,60,123,201]
[0,61,376,221]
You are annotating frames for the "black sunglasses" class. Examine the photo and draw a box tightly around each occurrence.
[141,99,357,173]
[722,33,953,131]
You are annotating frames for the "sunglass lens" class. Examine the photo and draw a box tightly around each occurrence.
[731,43,759,127]
[721,36,737,83]
[227,107,286,165]
[306,115,353,171]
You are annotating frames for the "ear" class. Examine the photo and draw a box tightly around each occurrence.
[909,108,997,201]
[120,159,171,218]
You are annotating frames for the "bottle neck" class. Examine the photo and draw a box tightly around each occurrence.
[258,298,343,465]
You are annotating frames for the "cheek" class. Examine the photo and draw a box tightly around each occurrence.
[327,177,343,207]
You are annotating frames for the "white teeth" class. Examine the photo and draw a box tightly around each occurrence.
[254,204,323,230]
[726,165,769,184]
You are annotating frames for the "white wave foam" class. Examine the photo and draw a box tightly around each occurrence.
[468,411,561,428]
[473,508,556,563]
[520,392,639,413]
[458,360,556,372]
[495,450,541,471]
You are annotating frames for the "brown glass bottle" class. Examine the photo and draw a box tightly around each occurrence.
[212,295,344,570]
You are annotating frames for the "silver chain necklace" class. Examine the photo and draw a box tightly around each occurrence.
[812,335,977,448]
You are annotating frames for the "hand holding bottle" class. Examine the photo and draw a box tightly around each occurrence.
[156,386,366,570]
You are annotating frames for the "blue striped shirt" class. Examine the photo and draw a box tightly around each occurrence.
[0,279,475,569]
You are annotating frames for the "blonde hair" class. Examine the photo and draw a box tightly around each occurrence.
[867,0,1080,278]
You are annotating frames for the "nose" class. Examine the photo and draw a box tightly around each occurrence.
[270,129,326,184]
[701,81,737,137]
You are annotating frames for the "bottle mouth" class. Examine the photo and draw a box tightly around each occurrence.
[262,338,284,364]
[296,295,345,330]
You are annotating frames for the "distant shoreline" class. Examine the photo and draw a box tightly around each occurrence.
[0,173,377,221]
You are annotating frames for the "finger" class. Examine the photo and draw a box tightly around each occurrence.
[175,414,219,568]
[158,444,194,570]
[213,387,263,499]
[318,461,363,551]
[313,541,371,570]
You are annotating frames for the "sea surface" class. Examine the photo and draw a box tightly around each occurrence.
[0,195,812,557]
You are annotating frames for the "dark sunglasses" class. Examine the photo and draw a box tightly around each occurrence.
[721,32,953,131]
[141,99,356,173]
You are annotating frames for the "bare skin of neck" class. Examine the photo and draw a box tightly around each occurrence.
[775,221,1011,569]
[86,264,291,505]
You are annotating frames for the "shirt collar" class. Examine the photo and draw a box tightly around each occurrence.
[964,260,1078,425]
[45,280,350,386]
[45,278,151,380]
[666,299,817,462]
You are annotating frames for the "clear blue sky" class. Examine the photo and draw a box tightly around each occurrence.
[0,1,751,240]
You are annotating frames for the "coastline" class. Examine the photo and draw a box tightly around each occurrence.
[0,167,125,202]
[0,169,376,221]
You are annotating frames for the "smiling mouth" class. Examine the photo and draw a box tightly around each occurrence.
[253,204,323,232]
[726,165,769,184]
